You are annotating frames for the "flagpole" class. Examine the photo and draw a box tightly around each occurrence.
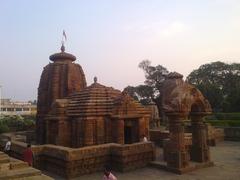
[61,30,67,52]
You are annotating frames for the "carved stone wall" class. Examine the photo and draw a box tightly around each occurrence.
[36,142,155,178]
[0,140,155,179]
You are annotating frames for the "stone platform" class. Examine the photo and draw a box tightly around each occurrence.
[0,137,155,179]
[149,143,214,174]
[150,160,214,174]
[149,124,225,147]
[0,151,53,180]
[46,141,240,180]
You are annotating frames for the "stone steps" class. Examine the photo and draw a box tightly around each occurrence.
[149,161,167,170]
[10,160,29,170]
[0,167,41,179]
[0,157,10,164]
[0,151,53,179]
[19,174,54,180]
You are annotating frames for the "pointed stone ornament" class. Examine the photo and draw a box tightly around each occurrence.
[94,76,97,83]
[61,43,65,52]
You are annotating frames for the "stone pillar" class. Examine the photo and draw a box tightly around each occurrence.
[45,119,49,144]
[84,119,94,146]
[57,118,70,146]
[96,118,105,144]
[116,119,124,144]
[145,116,150,139]
[138,117,145,141]
[166,113,189,170]
[36,116,46,144]
[190,112,210,162]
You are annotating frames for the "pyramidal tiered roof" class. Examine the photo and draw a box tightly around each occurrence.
[67,78,121,116]
[67,78,151,117]
[112,91,151,117]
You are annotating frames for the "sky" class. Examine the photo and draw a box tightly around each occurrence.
[0,0,240,101]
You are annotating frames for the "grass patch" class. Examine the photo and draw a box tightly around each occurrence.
[205,113,240,121]
[204,120,240,127]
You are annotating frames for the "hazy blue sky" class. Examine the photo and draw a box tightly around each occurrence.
[0,0,240,101]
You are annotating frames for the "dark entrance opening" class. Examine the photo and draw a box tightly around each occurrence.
[124,126,132,144]
[124,119,139,144]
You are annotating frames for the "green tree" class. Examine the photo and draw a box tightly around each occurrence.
[186,61,240,112]
[124,60,169,116]
[139,60,169,91]
[0,122,9,134]
[124,85,154,105]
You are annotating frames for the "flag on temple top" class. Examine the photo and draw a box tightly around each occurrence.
[63,30,67,41]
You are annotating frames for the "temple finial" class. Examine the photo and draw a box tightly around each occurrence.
[94,76,97,83]
[61,41,65,52]
[61,30,67,52]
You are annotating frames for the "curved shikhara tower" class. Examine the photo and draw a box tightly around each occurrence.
[36,44,87,144]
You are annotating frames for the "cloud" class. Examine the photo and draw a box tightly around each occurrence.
[123,21,188,39]
[161,21,188,37]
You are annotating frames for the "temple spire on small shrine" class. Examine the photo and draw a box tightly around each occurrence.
[94,76,98,83]
[61,42,65,52]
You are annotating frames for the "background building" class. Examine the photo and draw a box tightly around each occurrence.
[0,99,37,116]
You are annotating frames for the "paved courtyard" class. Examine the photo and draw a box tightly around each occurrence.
[46,141,240,180]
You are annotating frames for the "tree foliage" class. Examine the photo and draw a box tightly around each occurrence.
[0,115,35,134]
[124,60,169,116]
[187,61,240,112]
[138,60,169,94]
[124,85,154,105]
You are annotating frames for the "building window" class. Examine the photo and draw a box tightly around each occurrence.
[7,108,14,111]
[23,108,30,111]
[16,108,22,111]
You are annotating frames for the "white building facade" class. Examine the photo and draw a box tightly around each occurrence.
[0,99,36,116]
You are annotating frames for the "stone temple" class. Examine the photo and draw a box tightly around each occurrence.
[29,44,155,178]
[36,44,150,148]
[0,43,216,179]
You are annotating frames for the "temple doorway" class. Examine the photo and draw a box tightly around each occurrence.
[124,126,132,144]
[124,119,138,144]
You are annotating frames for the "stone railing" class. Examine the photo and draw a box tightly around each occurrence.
[224,127,240,141]
[149,130,169,147]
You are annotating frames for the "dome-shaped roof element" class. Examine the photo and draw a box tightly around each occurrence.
[49,44,76,62]
[67,80,121,116]
[161,71,212,114]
